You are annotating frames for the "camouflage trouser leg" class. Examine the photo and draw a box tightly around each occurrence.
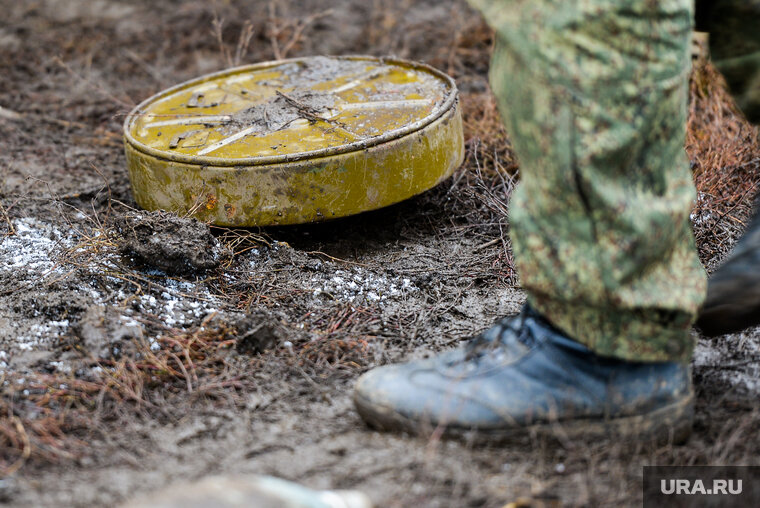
[696,0,760,123]
[467,0,707,362]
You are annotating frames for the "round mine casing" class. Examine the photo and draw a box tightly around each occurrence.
[123,56,464,226]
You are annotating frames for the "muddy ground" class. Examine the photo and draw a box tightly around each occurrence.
[1,1,759,507]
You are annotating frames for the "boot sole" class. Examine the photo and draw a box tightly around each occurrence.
[354,392,694,446]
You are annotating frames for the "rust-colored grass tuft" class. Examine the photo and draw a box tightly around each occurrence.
[687,51,760,269]
[1,374,98,475]
[461,92,518,179]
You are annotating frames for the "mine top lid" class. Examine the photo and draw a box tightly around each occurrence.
[124,55,458,167]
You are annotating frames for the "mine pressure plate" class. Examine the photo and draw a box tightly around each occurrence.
[123,55,464,226]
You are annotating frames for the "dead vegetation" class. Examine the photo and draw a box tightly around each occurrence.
[0,1,759,506]
[687,48,760,270]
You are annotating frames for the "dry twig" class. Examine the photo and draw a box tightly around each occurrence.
[267,2,333,60]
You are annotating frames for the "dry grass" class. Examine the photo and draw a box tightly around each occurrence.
[687,50,760,269]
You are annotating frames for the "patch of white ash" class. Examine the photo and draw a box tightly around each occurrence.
[724,329,760,394]
[1,218,221,363]
[690,192,712,226]
[112,276,221,330]
[692,339,722,367]
[47,359,72,374]
[71,236,222,331]
[310,267,417,304]
[689,211,713,227]
[1,320,73,371]
[0,219,79,357]
[0,218,75,275]
[243,244,418,304]
[694,330,760,395]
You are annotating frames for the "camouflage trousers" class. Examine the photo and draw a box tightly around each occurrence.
[466,0,754,362]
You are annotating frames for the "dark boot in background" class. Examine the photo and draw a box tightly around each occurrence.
[697,198,760,336]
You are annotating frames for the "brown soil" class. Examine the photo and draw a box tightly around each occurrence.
[114,211,228,275]
[0,1,759,507]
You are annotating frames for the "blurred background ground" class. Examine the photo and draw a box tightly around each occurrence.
[0,1,759,506]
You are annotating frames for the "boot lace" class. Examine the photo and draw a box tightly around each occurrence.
[463,307,538,362]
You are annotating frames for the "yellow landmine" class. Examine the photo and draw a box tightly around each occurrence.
[123,56,464,226]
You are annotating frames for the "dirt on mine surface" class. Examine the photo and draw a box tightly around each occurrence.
[1,1,759,507]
